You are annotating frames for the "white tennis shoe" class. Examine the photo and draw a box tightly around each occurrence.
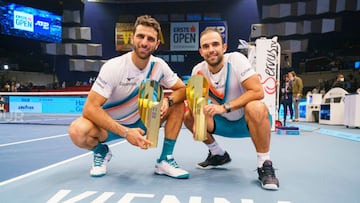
[90,148,112,177]
[155,155,189,179]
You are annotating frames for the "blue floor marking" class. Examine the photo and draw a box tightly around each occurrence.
[289,123,360,142]
[316,128,360,142]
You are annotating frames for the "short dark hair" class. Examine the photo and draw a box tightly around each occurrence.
[200,27,223,44]
[133,15,161,40]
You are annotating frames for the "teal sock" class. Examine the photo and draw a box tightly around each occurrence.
[159,138,176,161]
[92,143,108,156]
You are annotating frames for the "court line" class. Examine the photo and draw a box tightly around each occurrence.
[0,140,127,187]
[0,134,69,147]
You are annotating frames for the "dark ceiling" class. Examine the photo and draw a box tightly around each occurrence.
[86,0,215,2]
[3,0,228,13]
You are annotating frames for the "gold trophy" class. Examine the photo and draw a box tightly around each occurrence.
[138,79,163,148]
[186,75,209,141]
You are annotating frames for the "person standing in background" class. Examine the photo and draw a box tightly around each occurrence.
[288,71,303,122]
[331,73,345,89]
[0,96,5,112]
[279,74,293,124]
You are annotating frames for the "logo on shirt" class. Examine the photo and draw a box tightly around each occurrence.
[127,77,135,81]
[95,76,107,89]
[240,68,252,77]
[119,78,137,86]
[213,81,224,89]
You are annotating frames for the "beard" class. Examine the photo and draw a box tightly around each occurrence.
[133,45,155,60]
[205,54,223,68]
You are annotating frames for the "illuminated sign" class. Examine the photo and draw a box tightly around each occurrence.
[9,96,85,114]
[34,16,50,34]
[114,21,227,52]
[13,10,33,32]
[115,23,169,51]
[199,21,228,43]
[1,1,62,43]
[170,22,199,51]
[115,23,134,51]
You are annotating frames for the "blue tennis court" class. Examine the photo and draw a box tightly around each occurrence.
[0,113,359,203]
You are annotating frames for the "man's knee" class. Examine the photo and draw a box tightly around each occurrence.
[245,101,269,122]
[68,118,84,145]
[68,117,94,148]
[68,118,80,138]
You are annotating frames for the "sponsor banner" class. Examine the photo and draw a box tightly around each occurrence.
[254,38,281,131]
[10,102,42,113]
[170,22,199,51]
[199,21,227,44]
[114,21,227,52]
[158,23,170,51]
[14,10,34,32]
[34,15,50,34]
[9,96,86,114]
[115,23,134,51]
[3,2,62,43]
[115,23,170,51]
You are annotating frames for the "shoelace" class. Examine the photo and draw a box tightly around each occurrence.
[94,153,104,167]
[262,165,276,177]
[254,166,278,175]
[167,158,179,168]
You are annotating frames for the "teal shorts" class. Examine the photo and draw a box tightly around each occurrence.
[212,113,272,138]
[105,119,146,142]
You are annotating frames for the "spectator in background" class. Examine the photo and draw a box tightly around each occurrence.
[61,81,66,89]
[331,73,345,89]
[0,96,4,112]
[27,80,33,90]
[288,71,303,122]
[279,74,293,124]
[10,81,16,92]
[4,82,10,92]
[15,81,20,90]
[320,88,326,97]
[89,77,96,85]
[312,85,320,94]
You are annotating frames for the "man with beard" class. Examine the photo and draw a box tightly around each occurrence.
[68,15,189,179]
[184,28,279,190]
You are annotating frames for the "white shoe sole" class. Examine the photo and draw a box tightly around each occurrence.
[155,165,189,179]
[259,180,279,190]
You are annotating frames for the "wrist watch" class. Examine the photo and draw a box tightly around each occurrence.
[167,96,174,107]
[223,102,231,113]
